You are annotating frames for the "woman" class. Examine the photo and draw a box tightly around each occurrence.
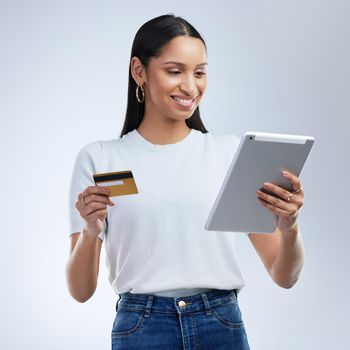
[66,14,305,350]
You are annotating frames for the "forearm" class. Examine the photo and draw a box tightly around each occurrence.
[65,229,101,302]
[270,224,305,288]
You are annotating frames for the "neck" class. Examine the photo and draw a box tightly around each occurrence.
[136,119,191,145]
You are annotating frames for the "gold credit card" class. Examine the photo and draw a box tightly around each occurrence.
[93,170,139,197]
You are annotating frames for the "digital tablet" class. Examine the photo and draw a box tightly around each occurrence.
[205,131,315,234]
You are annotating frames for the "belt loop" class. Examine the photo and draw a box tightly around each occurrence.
[144,295,154,318]
[116,295,121,312]
[201,292,212,316]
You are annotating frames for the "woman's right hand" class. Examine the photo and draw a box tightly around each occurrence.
[76,185,116,238]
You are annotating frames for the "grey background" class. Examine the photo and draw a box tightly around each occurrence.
[1,0,349,349]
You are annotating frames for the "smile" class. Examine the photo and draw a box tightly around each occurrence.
[171,96,197,108]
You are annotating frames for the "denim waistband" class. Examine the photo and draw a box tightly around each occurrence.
[116,288,238,316]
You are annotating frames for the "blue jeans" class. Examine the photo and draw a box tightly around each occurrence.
[111,288,250,349]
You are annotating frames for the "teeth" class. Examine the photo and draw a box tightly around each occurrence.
[173,96,194,105]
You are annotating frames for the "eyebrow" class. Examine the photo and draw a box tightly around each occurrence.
[163,61,208,67]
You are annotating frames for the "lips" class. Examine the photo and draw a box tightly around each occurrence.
[171,95,197,101]
[171,95,196,108]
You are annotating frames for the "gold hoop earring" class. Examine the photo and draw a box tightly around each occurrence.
[136,84,145,103]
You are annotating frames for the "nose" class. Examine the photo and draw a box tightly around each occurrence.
[179,73,198,97]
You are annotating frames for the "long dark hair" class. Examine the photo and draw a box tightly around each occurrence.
[119,14,209,138]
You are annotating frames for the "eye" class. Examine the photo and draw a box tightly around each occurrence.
[167,70,206,77]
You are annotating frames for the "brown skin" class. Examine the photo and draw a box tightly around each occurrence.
[131,36,208,145]
[66,186,114,302]
[66,36,305,303]
[251,170,305,289]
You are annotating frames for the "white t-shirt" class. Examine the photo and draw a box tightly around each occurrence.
[68,128,249,297]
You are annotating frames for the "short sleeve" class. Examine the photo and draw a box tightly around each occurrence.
[228,134,241,162]
[226,134,241,165]
[68,141,107,241]
[227,134,250,237]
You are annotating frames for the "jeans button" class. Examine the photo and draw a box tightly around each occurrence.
[178,300,186,308]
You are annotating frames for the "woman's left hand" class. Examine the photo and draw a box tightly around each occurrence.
[256,169,304,234]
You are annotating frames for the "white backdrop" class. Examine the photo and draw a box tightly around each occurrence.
[1,0,349,349]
